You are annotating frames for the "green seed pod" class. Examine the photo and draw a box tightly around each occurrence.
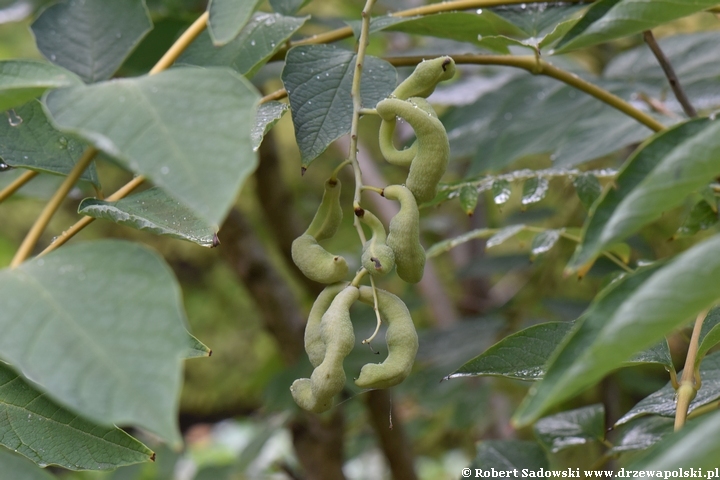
[306,178,343,241]
[291,285,359,413]
[304,282,349,368]
[392,56,456,100]
[356,286,418,389]
[358,209,395,276]
[291,234,348,284]
[377,98,437,168]
[376,97,449,203]
[384,185,425,284]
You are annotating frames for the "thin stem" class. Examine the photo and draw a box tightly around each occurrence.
[361,185,384,195]
[643,30,697,118]
[261,88,287,103]
[40,175,146,256]
[149,11,209,74]
[348,0,377,209]
[331,159,352,180]
[554,229,633,273]
[386,55,666,133]
[351,268,369,287]
[0,170,38,203]
[10,148,97,267]
[362,275,383,344]
[674,309,708,431]
[359,108,377,116]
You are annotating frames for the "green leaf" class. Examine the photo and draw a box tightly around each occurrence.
[269,0,312,15]
[44,67,259,227]
[358,11,524,47]
[442,73,652,174]
[573,173,602,212]
[555,0,720,53]
[0,363,153,470]
[447,320,671,381]
[0,101,98,186]
[698,307,720,363]
[568,118,711,273]
[252,101,289,151]
[609,416,674,455]
[78,187,218,247]
[476,35,535,54]
[628,411,720,470]
[531,230,561,257]
[0,448,55,479]
[281,45,396,167]
[516,233,720,426]
[459,185,479,216]
[521,177,549,205]
[426,227,496,258]
[0,61,81,112]
[470,440,549,470]
[493,3,586,39]
[675,200,718,237]
[448,322,575,381]
[178,13,308,77]
[208,0,262,46]
[186,333,212,359]
[31,0,152,83]
[616,351,720,426]
[492,179,511,205]
[0,240,192,445]
[534,404,605,453]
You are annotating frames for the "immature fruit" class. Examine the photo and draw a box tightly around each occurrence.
[384,185,425,284]
[291,285,359,413]
[356,286,418,389]
[358,209,395,276]
[306,178,343,241]
[376,97,449,203]
[392,56,456,100]
[291,234,348,284]
[304,282,349,368]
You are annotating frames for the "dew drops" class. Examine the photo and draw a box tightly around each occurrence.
[0,161,10,171]
[504,112,513,120]
[161,166,169,175]
[521,3,527,8]
[476,8,483,13]
[250,40,256,46]
[50,54,57,61]
[6,109,22,126]
[58,137,68,149]
[116,32,122,38]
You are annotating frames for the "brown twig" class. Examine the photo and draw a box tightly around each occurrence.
[0,170,38,203]
[642,30,697,118]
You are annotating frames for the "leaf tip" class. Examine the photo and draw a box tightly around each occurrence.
[150,452,156,462]
[211,233,220,248]
[301,167,307,176]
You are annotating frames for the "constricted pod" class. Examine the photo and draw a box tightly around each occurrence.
[356,286,418,389]
[392,56,456,100]
[376,97,449,203]
[304,282,349,368]
[291,285,359,413]
[357,209,395,276]
[383,185,425,284]
[306,178,343,241]
[291,234,348,284]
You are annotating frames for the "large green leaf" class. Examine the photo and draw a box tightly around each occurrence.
[609,416,674,455]
[442,72,651,174]
[0,61,81,112]
[0,240,191,445]
[281,45,396,167]
[207,0,262,46]
[43,67,259,227]
[568,118,711,273]
[628,411,720,470]
[31,0,152,83]
[516,233,720,426]
[78,187,218,247]
[616,351,720,426]
[269,0,312,15]
[448,321,671,381]
[492,3,586,39]
[251,101,288,151]
[470,440,548,471]
[0,448,55,480]
[533,404,605,453]
[555,0,720,53]
[604,32,720,114]
[0,101,98,186]
[178,12,308,77]
[0,363,153,470]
